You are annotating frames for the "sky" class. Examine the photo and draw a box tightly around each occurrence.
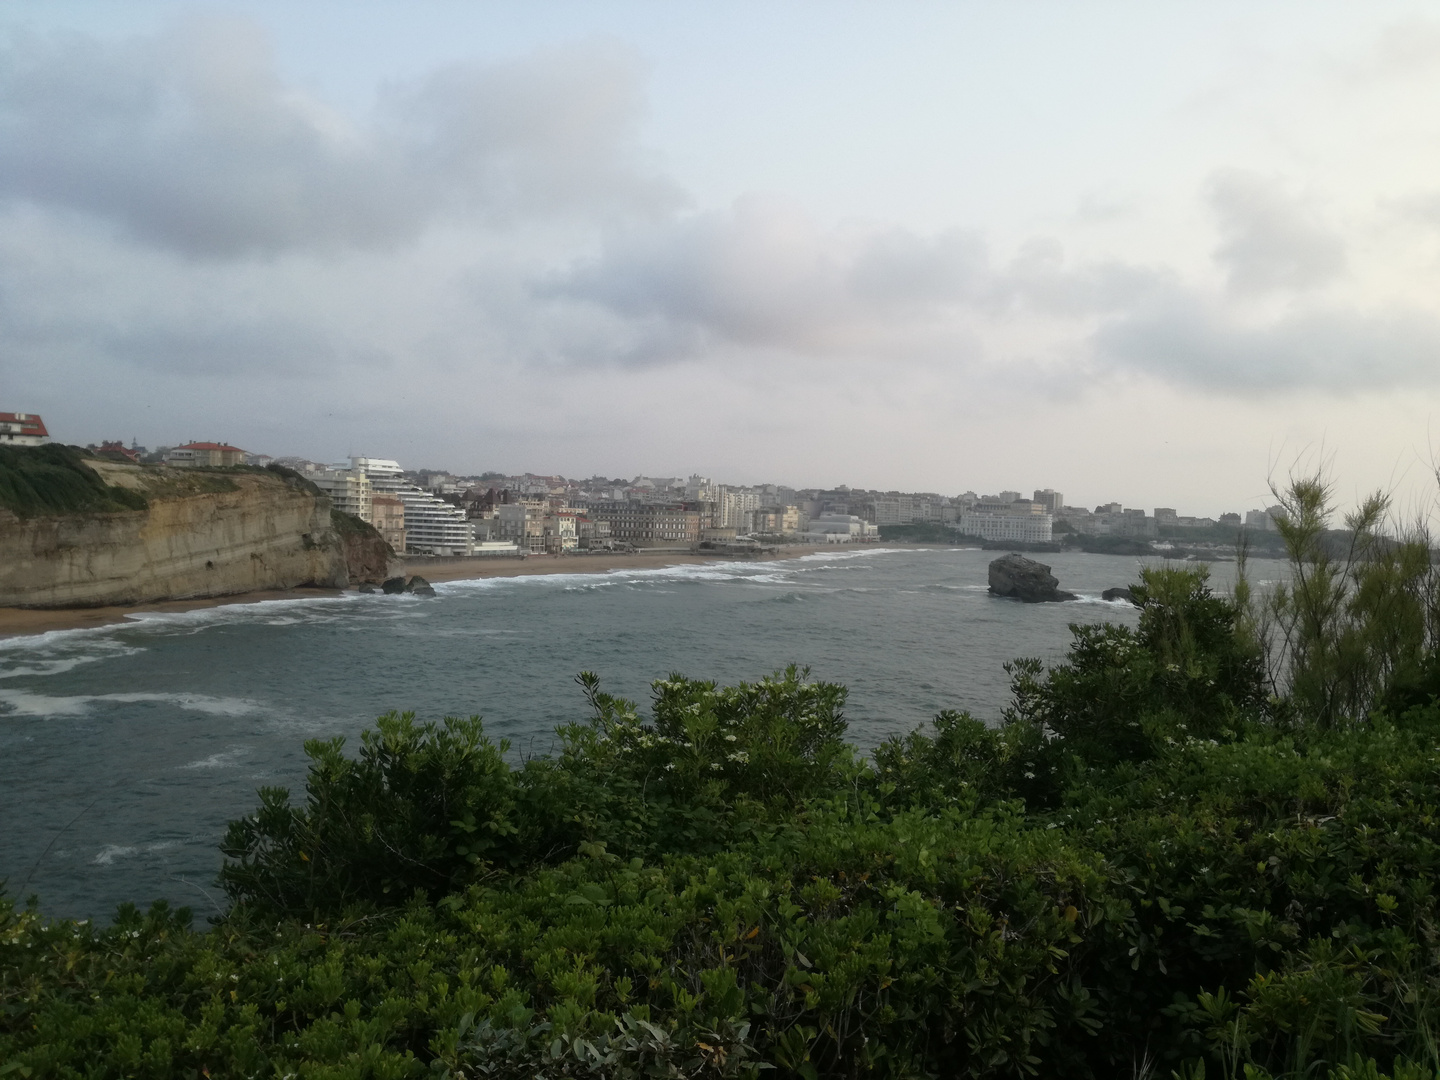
[4,2,1440,516]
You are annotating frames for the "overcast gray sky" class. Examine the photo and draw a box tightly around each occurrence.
[4,1,1440,516]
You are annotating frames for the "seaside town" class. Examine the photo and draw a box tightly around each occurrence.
[2,410,1287,559]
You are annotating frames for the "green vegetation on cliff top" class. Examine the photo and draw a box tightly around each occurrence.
[0,444,149,518]
[6,473,1440,1079]
[0,447,345,521]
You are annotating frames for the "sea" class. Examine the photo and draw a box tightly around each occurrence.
[0,547,1239,921]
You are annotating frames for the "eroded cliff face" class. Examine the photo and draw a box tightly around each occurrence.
[0,463,353,608]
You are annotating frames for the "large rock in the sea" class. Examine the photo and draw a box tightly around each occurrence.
[988,553,1077,603]
[403,575,436,597]
[381,576,407,594]
[1102,587,1139,606]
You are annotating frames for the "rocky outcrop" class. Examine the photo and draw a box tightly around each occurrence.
[0,460,351,608]
[332,509,399,585]
[988,553,1077,603]
[404,575,436,597]
[1103,587,1139,606]
[379,575,435,597]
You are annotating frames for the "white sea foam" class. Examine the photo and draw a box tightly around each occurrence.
[179,748,251,770]
[436,560,800,595]
[0,639,146,681]
[0,689,267,719]
[93,840,178,866]
[794,547,909,563]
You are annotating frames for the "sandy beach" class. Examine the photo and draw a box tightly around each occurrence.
[0,546,823,641]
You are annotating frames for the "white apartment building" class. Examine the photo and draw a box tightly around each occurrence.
[958,504,1054,543]
[872,494,948,525]
[718,488,762,532]
[805,513,879,543]
[310,466,374,521]
[353,456,474,555]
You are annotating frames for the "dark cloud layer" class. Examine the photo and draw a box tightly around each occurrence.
[0,18,677,257]
[1095,297,1440,391]
[1206,169,1347,294]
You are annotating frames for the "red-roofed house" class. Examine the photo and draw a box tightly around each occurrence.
[0,412,50,446]
[97,441,141,462]
[166,442,246,468]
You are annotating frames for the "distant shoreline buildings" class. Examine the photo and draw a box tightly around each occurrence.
[6,407,1291,555]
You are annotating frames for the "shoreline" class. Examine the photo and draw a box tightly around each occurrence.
[0,546,824,641]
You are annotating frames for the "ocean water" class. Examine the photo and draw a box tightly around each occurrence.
[0,547,1224,920]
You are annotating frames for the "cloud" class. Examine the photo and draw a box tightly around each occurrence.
[1095,294,1440,392]
[541,195,999,358]
[0,18,678,258]
[1206,169,1347,294]
[540,196,1188,371]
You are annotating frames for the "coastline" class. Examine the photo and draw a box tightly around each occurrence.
[0,546,824,641]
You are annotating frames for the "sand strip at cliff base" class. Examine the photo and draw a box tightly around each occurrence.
[0,548,824,640]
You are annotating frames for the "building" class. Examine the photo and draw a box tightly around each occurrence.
[353,456,474,555]
[753,506,805,536]
[1032,489,1063,512]
[805,513,879,543]
[310,466,374,521]
[590,503,701,547]
[1245,506,1287,531]
[494,501,547,551]
[718,488,762,532]
[958,502,1054,543]
[576,517,612,548]
[167,442,246,467]
[95,440,140,462]
[0,412,50,447]
[370,494,407,552]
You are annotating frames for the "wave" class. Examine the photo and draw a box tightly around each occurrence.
[0,689,268,719]
[92,840,178,866]
[794,547,911,564]
[0,638,146,680]
[437,561,803,595]
[178,748,251,770]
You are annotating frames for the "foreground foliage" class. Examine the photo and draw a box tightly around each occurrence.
[9,491,1440,1076]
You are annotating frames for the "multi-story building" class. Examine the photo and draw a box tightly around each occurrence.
[958,500,1054,543]
[310,466,374,521]
[805,514,879,543]
[542,509,580,554]
[1245,506,1287,531]
[353,456,473,555]
[717,488,762,532]
[166,442,246,467]
[1033,489,1063,512]
[371,495,406,552]
[753,506,806,536]
[576,517,612,548]
[0,412,50,446]
[590,503,700,547]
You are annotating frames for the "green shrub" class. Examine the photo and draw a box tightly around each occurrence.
[0,443,148,517]
[14,511,1440,1078]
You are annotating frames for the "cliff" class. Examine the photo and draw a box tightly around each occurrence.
[0,452,394,608]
